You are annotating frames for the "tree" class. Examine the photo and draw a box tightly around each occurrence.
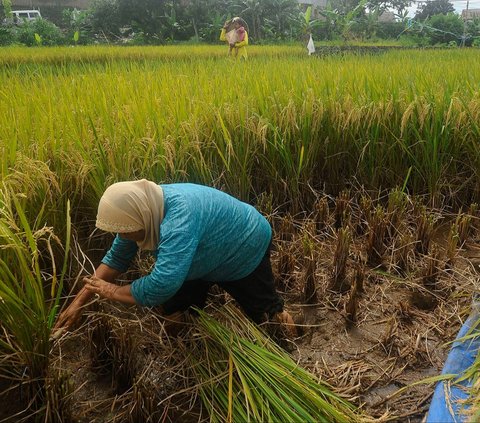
[366,0,412,17]
[299,5,320,37]
[88,0,122,39]
[17,18,64,46]
[415,0,454,21]
[200,12,229,42]
[239,0,264,40]
[263,0,300,40]
[116,0,167,41]
[334,0,364,15]
[425,12,463,44]
[1,0,12,19]
[62,9,92,44]
[182,0,212,41]
[319,0,368,41]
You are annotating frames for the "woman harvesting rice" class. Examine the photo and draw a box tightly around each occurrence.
[55,180,295,336]
[220,17,249,59]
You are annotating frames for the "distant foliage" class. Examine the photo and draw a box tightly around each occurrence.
[0,0,478,45]
[376,21,405,39]
[426,13,463,44]
[415,0,454,21]
[62,8,92,45]
[1,0,12,18]
[16,19,64,46]
[0,23,15,45]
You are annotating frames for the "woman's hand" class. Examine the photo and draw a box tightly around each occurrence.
[84,276,137,305]
[52,264,123,338]
[53,298,85,333]
[52,285,94,337]
[83,276,119,300]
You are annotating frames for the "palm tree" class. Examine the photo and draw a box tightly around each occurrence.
[240,0,264,40]
[265,0,300,38]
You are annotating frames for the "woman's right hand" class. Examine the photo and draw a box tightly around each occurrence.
[52,286,93,337]
[53,300,84,333]
[52,264,122,338]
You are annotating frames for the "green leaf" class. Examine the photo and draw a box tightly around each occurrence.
[305,6,312,24]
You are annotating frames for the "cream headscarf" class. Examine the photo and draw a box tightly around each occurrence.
[96,179,164,251]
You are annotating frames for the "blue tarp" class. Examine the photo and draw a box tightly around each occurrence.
[426,310,480,423]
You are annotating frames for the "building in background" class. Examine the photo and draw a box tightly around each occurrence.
[298,0,328,18]
[378,11,396,22]
[461,8,480,20]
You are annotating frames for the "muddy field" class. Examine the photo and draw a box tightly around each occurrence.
[271,195,478,422]
[2,191,478,423]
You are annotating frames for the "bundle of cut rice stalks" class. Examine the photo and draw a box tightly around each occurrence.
[186,306,364,423]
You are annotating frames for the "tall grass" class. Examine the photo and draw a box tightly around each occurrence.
[1,46,479,421]
[0,45,305,66]
[2,47,480,219]
[0,184,71,417]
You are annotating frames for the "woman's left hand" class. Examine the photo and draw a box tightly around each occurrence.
[84,276,119,300]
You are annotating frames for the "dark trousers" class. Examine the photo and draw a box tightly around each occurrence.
[162,246,284,323]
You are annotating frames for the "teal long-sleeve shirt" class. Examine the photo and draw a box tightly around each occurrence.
[101,183,272,307]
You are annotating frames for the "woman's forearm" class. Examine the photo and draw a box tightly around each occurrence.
[112,284,137,305]
[220,28,227,41]
[83,276,138,305]
[74,264,122,305]
[72,285,95,306]
[95,263,122,282]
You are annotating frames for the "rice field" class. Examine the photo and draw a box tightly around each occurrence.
[1,45,480,421]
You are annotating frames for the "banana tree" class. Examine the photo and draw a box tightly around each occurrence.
[300,5,320,36]
[1,0,12,19]
[319,0,368,41]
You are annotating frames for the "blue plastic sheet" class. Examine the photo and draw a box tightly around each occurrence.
[426,311,480,423]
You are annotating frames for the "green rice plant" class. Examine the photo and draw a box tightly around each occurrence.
[0,45,306,67]
[187,306,361,422]
[0,184,71,416]
[3,47,480,253]
[469,381,480,421]
[3,48,480,222]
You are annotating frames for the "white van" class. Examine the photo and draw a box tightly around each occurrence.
[11,10,42,22]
